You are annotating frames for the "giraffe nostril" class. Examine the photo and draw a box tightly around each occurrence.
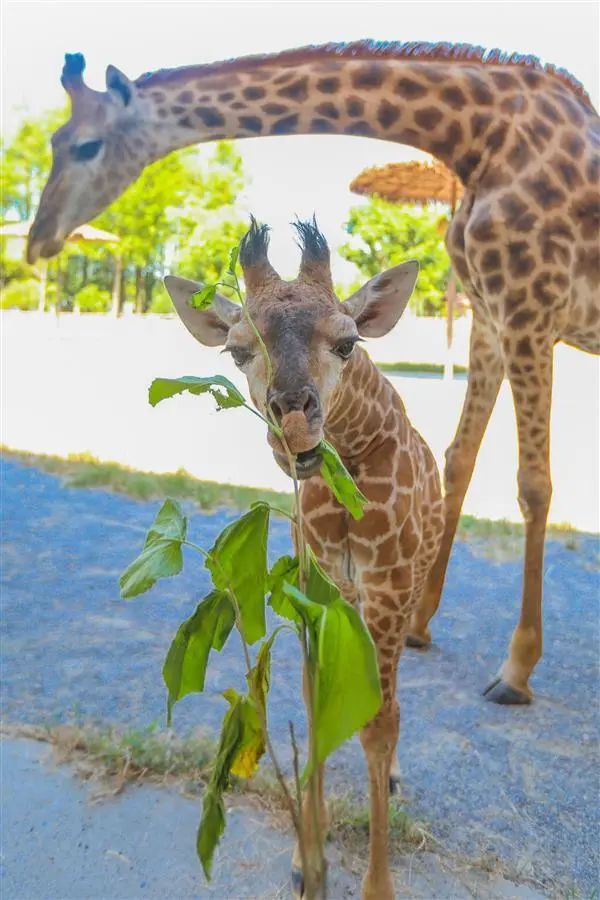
[302,390,319,418]
[269,398,283,422]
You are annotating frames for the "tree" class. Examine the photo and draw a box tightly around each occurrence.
[1,107,68,221]
[1,106,249,313]
[338,197,452,316]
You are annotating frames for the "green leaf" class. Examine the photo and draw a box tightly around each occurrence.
[119,499,187,599]
[163,590,235,725]
[267,555,300,623]
[314,598,382,765]
[282,582,325,630]
[305,547,340,608]
[224,687,265,779]
[318,440,368,520]
[227,245,239,276]
[207,504,270,644]
[191,284,217,310]
[197,687,268,878]
[197,692,244,879]
[283,573,382,774]
[148,375,246,410]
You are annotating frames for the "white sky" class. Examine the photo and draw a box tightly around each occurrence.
[2,0,599,280]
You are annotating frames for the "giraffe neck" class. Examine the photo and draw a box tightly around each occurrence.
[133,48,532,186]
[324,347,405,463]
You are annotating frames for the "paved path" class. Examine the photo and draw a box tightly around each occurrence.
[2,738,545,899]
[2,458,599,895]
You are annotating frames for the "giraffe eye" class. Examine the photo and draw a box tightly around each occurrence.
[71,139,104,162]
[334,339,357,360]
[229,347,254,368]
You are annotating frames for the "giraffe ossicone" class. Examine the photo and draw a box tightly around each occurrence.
[165,217,445,900]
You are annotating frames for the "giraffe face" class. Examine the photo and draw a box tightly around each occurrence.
[165,220,418,480]
[27,66,145,263]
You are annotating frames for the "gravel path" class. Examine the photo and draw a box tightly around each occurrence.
[2,457,598,895]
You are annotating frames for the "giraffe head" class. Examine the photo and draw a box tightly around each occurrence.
[165,218,418,478]
[27,54,146,263]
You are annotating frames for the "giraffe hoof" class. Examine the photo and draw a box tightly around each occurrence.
[389,773,402,796]
[291,867,304,898]
[483,677,531,705]
[405,632,431,649]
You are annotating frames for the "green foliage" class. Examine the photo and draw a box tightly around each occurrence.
[74,283,111,313]
[0,277,40,310]
[118,237,385,882]
[339,197,451,316]
[163,590,235,724]
[148,375,246,410]
[119,499,187,598]
[282,553,382,773]
[148,282,174,314]
[206,504,270,645]
[1,106,68,220]
[318,440,368,519]
[197,690,247,879]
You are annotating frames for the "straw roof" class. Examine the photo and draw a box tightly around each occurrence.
[350,159,463,206]
[0,219,120,244]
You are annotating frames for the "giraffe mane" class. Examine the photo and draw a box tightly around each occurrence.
[135,39,595,112]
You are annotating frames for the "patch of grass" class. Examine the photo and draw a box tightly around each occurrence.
[377,361,468,376]
[329,792,428,853]
[456,514,582,561]
[2,722,426,856]
[1,446,294,516]
[2,447,587,559]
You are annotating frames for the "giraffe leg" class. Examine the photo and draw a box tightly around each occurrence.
[359,576,412,900]
[408,315,504,646]
[484,340,553,704]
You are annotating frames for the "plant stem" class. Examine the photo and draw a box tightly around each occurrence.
[224,585,306,877]
[182,540,210,559]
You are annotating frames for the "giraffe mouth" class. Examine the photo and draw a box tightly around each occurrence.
[273,446,322,480]
[26,234,65,265]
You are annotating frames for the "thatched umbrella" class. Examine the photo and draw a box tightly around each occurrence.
[350,158,463,378]
[0,219,121,315]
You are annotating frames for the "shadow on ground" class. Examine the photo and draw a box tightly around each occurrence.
[2,458,598,896]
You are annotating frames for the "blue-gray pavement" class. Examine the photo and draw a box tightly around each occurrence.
[2,458,599,895]
[1,737,547,899]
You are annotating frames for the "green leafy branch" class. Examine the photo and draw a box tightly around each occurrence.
[119,241,378,897]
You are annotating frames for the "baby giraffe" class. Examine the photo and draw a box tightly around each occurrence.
[165,218,444,900]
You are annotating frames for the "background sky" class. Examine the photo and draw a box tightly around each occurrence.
[2,0,599,280]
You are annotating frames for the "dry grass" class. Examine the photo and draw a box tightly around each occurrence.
[2,447,587,561]
[1,722,426,856]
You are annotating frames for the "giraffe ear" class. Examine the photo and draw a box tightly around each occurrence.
[164,275,241,347]
[343,261,419,337]
[106,65,134,107]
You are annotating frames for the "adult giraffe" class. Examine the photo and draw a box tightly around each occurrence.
[28,42,600,705]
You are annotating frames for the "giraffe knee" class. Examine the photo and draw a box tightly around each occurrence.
[360,699,399,758]
[517,474,552,522]
[443,442,471,499]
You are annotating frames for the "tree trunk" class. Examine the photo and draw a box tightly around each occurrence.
[111,255,123,317]
[135,266,143,314]
[55,264,63,318]
[38,260,48,314]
